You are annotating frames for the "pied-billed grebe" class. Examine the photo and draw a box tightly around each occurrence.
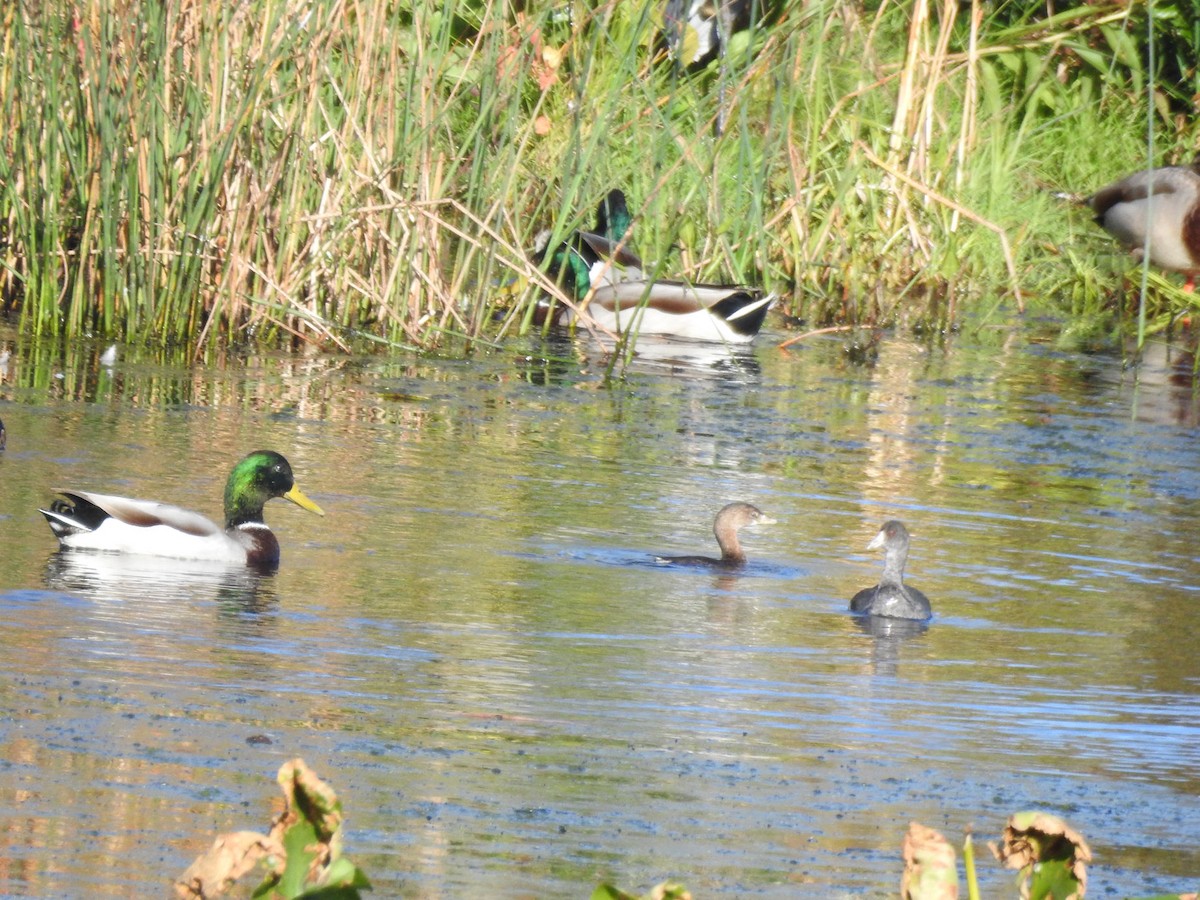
[850,520,931,620]
[656,501,775,569]
[1084,159,1200,291]
[40,451,324,568]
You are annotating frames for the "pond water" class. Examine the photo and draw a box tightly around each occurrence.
[0,322,1198,897]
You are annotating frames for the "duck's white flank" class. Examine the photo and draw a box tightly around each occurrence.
[570,278,773,344]
[41,491,253,562]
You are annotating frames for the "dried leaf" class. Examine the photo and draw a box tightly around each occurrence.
[990,811,1092,899]
[591,883,691,900]
[648,883,692,900]
[175,759,368,900]
[173,830,285,899]
[901,822,959,900]
[274,757,344,844]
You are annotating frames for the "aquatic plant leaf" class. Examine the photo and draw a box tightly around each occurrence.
[268,759,369,898]
[278,816,324,896]
[278,758,345,842]
[315,857,373,892]
[1028,858,1083,900]
[990,811,1091,899]
[270,825,370,897]
[646,885,692,900]
[293,890,364,899]
[177,759,367,899]
[174,831,285,899]
[592,886,638,900]
[591,883,692,900]
[901,822,959,899]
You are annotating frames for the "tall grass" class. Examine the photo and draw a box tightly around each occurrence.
[0,0,1195,351]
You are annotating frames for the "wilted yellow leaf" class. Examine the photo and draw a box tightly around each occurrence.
[901,821,959,900]
[173,831,285,899]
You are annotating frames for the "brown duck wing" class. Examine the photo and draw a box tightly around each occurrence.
[577,231,644,270]
[1089,167,1194,219]
[62,490,223,538]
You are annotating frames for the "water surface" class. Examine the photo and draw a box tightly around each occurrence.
[0,326,1197,897]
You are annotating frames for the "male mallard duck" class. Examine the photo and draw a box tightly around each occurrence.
[850,520,931,620]
[541,189,636,297]
[656,501,775,569]
[539,190,773,343]
[661,0,758,67]
[1085,159,1200,291]
[40,450,324,567]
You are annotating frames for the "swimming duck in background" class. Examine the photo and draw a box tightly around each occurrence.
[656,501,775,569]
[1084,158,1200,291]
[538,190,773,343]
[0,416,5,451]
[40,450,324,567]
[850,520,931,620]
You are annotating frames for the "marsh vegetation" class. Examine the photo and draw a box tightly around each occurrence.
[1,1,1198,351]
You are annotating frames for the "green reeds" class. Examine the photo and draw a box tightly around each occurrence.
[0,1,1195,351]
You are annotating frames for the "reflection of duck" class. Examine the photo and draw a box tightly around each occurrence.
[43,550,277,612]
[656,501,775,569]
[540,190,773,343]
[40,451,323,567]
[850,520,931,620]
[586,333,763,378]
[851,613,929,677]
[0,416,5,451]
[854,613,928,640]
[1084,159,1200,291]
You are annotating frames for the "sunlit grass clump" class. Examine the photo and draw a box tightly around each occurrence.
[1,1,1197,351]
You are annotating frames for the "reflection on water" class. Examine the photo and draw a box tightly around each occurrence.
[43,551,278,613]
[0,325,1198,896]
[1126,340,1200,427]
[513,331,763,387]
[852,613,930,676]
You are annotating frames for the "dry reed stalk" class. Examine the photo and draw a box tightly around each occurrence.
[887,0,963,197]
[912,0,959,188]
[952,0,982,215]
[859,142,1024,311]
[777,324,857,349]
[438,197,619,344]
[941,6,1132,65]
[888,0,927,168]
